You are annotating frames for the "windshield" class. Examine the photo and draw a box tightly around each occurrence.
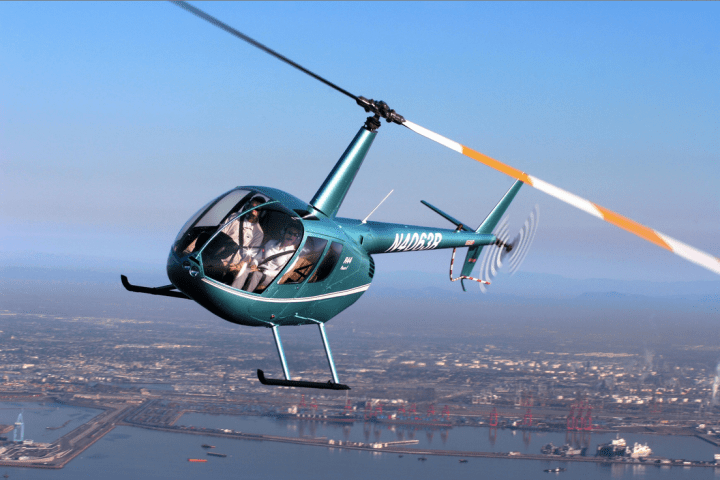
[199,202,303,294]
[173,188,254,255]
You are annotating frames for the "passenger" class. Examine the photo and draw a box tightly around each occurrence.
[233,224,301,292]
[225,197,265,282]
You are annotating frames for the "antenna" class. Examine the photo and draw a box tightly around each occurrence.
[362,190,394,224]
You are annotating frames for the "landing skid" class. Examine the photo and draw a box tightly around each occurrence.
[257,370,349,390]
[120,275,190,300]
[259,323,350,390]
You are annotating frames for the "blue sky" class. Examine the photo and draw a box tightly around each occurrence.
[1,2,718,286]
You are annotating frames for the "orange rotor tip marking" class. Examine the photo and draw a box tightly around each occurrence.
[461,146,533,186]
[594,205,672,251]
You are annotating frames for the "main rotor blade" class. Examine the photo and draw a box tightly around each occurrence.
[172,1,359,102]
[402,120,720,276]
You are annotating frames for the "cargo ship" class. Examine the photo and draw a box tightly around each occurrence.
[275,412,355,424]
[596,436,627,457]
[629,443,652,458]
[367,414,452,428]
[201,444,215,449]
[207,452,227,458]
[541,443,556,455]
[374,418,452,428]
[596,436,653,458]
[541,443,586,456]
[188,459,207,463]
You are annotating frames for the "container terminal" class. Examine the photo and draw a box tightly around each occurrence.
[1,391,719,470]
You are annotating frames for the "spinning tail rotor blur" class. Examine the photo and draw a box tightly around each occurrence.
[478,205,539,293]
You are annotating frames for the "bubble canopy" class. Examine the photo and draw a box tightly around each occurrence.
[171,188,305,294]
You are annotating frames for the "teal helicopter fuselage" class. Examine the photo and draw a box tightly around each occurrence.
[167,185,497,328]
[165,121,519,330]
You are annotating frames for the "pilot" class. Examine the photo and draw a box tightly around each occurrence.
[233,223,301,292]
[227,197,266,284]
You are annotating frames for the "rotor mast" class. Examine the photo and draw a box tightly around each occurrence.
[309,102,405,218]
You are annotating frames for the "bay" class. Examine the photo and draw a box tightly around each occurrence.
[179,412,720,462]
[1,402,719,479]
[4,426,720,480]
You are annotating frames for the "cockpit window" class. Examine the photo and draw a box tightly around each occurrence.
[173,188,255,255]
[174,197,219,244]
[309,242,343,283]
[195,189,253,228]
[199,202,303,294]
[278,237,328,285]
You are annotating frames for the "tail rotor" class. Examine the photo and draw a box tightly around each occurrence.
[479,205,539,292]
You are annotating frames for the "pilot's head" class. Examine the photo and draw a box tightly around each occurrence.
[245,196,265,223]
[282,225,302,247]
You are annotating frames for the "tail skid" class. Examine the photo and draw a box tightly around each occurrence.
[449,247,491,287]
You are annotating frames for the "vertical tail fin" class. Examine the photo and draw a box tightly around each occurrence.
[460,180,524,280]
[476,180,524,234]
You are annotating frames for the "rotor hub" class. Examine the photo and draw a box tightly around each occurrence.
[357,97,405,128]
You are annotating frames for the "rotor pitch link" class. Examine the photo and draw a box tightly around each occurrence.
[257,370,350,390]
[449,248,490,285]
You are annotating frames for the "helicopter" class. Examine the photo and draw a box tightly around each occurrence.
[122,2,720,391]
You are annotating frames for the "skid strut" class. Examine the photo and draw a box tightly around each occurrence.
[317,323,340,384]
[271,325,291,381]
[258,323,350,390]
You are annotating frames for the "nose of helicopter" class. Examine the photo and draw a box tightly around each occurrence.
[166,251,201,297]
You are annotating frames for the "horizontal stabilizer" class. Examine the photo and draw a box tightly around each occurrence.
[420,200,472,231]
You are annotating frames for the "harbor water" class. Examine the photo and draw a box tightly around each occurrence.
[179,411,720,462]
[0,402,719,479]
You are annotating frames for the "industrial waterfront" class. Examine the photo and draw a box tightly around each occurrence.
[1,389,720,479]
[1,276,719,478]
